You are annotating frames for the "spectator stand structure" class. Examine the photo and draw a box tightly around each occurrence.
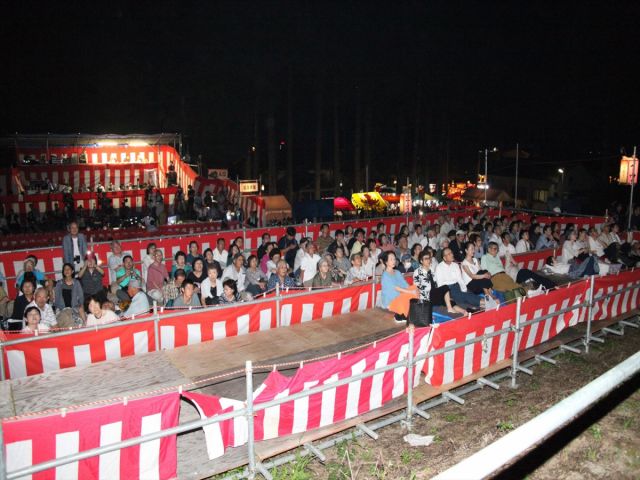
[0,133,264,227]
[0,265,639,479]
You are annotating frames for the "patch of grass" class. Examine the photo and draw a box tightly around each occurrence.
[496,420,515,432]
[400,450,424,465]
[561,353,587,364]
[585,446,599,462]
[503,397,516,407]
[589,424,603,441]
[528,405,541,415]
[210,466,245,479]
[428,426,442,443]
[444,412,465,422]
[622,417,634,429]
[528,380,540,391]
[271,454,313,480]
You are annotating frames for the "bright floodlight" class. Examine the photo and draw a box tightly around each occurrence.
[558,168,564,174]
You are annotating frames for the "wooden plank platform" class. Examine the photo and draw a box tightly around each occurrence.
[3,308,400,416]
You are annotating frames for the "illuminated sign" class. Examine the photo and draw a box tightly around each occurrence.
[239,180,259,193]
[207,168,228,179]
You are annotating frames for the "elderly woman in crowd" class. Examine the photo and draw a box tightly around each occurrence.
[201,263,223,305]
[187,257,207,291]
[219,279,241,304]
[172,251,192,277]
[86,295,120,327]
[53,263,85,325]
[11,279,36,324]
[312,258,336,288]
[333,246,351,281]
[267,260,297,290]
[245,254,268,295]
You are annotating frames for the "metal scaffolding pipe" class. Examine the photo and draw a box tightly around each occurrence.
[433,350,640,480]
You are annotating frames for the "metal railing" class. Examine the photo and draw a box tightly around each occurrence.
[0,272,385,381]
[1,274,637,480]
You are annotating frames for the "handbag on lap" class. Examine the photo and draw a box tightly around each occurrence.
[409,298,433,327]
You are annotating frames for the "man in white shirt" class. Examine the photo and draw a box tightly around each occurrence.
[588,227,606,258]
[107,240,124,284]
[27,287,57,328]
[422,226,439,251]
[213,238,229,266]
[439,216,455,237]
[435,248,482,309]
[222,253,246,292]
[299,242,321,287]
[498,233,517,258]
[408,224,425,249]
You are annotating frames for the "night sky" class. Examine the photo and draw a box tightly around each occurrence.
[2,1,640,192]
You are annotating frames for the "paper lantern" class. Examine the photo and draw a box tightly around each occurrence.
[619,156,638,185]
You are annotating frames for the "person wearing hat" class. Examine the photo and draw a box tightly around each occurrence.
[450,230,467,262]
[123,278,150,317]
[15,256,45,291]
[62,221,88,269]
[78,252,106,302]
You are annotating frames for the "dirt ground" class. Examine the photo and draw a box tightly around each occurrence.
[267,325,640,480]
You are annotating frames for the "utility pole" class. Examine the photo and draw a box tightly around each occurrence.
[514,142,519,208]
[484,148,488,204]
[628,146,637,231]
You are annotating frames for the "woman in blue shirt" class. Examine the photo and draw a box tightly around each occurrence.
[380,251,417,322]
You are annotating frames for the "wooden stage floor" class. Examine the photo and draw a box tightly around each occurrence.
[1,307,403,478]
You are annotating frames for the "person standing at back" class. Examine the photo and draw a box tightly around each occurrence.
[62,221,88,270]
[278,226,299,270]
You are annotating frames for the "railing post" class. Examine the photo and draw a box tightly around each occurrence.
[245,360,256,479]
[510,296,523,389]
[371,272,377,308]
[304,219,309,239]
[153,300,160,351]
[242,226,247,256]
[275,283,281,328]
[0,421,6,480]
[584,275,595,353]
[0,342,5,381]
[405,324,415,429]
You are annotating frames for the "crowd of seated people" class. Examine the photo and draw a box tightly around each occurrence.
[2,212,639,334]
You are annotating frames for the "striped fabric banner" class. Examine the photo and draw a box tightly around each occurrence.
[3,393,181,480]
